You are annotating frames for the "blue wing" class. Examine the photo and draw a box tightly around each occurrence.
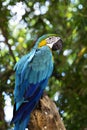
[12,46,53,130]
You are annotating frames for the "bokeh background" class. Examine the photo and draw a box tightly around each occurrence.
[0,0,87,130]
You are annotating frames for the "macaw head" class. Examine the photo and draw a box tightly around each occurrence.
[34,34,62,52]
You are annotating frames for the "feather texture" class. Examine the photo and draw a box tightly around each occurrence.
[12,45,53,130]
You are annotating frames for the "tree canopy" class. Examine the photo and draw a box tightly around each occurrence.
[0,0,87,130]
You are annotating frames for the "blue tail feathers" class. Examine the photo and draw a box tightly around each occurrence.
[14,116,30,130]
[12,79,48,130]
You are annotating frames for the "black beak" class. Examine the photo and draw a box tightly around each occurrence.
[52,38,63,51]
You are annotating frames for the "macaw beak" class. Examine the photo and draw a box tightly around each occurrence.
[52,38,63,52]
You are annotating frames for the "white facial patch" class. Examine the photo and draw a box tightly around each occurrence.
[46,36,60,49]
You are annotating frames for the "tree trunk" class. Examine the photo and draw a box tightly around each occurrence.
[0,93,7,130]
[28,94,66,130]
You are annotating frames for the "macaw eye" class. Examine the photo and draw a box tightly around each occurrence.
[46,36,57,44]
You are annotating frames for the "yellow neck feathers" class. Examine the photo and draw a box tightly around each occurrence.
[38,39,46,47]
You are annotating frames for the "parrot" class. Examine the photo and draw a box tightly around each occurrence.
[11,34,62,130]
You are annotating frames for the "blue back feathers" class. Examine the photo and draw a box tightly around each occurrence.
[12,35,54,130]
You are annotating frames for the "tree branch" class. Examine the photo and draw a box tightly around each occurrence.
[28,94,66,130]
[0,27,16,63]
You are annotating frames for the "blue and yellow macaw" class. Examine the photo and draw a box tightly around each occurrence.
[11,34,62,130]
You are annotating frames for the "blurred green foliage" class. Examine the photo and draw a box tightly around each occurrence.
[0,0,87,130]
